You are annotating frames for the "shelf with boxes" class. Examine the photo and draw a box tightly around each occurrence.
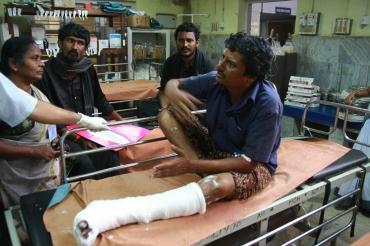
[127,27,170,80]
[3,3,129,82]
[127,15,150,28]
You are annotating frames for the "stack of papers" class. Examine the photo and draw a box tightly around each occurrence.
[284,76,320,108]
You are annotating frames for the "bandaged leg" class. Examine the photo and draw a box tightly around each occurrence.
[73,182,206,246]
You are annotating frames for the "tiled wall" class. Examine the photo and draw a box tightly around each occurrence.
[292,36,370,93]
[197,34,370,97]
[200,34,228,65]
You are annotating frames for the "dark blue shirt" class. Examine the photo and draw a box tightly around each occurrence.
[180,71,283,174]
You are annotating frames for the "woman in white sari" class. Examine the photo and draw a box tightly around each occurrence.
[0,37,60,208]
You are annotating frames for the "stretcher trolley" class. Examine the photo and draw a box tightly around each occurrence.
[4,102,370,246]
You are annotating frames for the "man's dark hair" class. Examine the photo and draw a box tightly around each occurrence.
[58,22,90,47]
[0,36,36,76]
[225,32,274,81]
[175,22,200,41]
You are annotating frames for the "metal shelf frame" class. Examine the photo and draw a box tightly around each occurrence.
[127,27,170,79]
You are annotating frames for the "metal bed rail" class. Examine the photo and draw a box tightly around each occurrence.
[96,70,130,77]
[58,105,369,245]
[258,163,368,246]
[301,100,370,148]
[59,110,206,184]
[4,205,23,246]
[94,62,129,68]
[196,102,370,245]
[215,100,370,246]
[92,97,156,118]
[14,104,367,246]
[194,163,369,246]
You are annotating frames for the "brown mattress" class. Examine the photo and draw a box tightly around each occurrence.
[100,80,159,101]
[44,138,349,246]
[118,128,173,170]
[352,232,370,246]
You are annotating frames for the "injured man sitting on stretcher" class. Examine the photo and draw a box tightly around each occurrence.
[73,32,283,246]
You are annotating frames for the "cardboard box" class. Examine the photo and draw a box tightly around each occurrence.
[152,45,163,59]
[133,45,147,59]
[128,15,150,28]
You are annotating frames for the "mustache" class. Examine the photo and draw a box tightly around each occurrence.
[217,72,225,78]
[68,49,78,56]
[181,48,191,52]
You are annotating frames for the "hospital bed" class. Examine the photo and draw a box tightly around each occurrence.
[99,79,159,120]
[99,80,158,102]
[4,101,370,246]
[352,231,370,246]
[94,61,160,119]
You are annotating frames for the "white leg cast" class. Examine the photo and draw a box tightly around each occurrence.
[73,182,206,246]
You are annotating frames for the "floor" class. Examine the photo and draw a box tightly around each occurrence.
[275,116,370,245]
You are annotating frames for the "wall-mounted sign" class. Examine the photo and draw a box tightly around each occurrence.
[275,7,291,15]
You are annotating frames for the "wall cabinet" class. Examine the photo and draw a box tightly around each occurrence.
[127,27,170,80]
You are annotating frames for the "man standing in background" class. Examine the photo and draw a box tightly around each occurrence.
[140,22,214,116]
[160,22,215,89]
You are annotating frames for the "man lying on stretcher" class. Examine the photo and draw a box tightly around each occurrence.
[73,32,283,246]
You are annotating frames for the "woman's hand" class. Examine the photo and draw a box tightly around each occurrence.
[31,145,59,160]
[152,145,196,178]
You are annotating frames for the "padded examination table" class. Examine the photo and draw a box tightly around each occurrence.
[118,128,172,167]
[20,139,367,246]
[99,80,158,102]
[352,232,370,246]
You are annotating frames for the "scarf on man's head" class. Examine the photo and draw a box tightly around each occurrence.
[55,52,92,73]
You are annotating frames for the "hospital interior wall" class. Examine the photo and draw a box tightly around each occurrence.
[133,0,241,63]
[189,0,245,35]
[294,0,370,94]
[136,0,370,95]
[188,0,246,67]
[295,0,370,37]
[133,0,245,62]
[184,0,370,94]
[3,0,370,93]
[135,0,186,26]
[0,0,6,19]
